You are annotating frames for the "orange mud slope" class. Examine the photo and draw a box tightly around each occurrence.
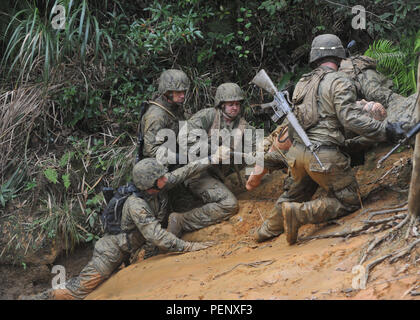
[88,147,419,300]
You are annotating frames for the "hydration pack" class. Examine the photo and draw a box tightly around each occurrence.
[292,67,334,130]
[100,183,145,234]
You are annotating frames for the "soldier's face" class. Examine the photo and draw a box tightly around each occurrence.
[145,176,168,195]
[223,101,241,118]
[169,90,186,104]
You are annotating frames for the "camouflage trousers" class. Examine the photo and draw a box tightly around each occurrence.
[176,170,239,233]
[264,149,288,171]
[258,142,361,237]
[50,233,131,300]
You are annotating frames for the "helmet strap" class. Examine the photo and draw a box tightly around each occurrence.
[164,91,184,107]
[221,106,238,121]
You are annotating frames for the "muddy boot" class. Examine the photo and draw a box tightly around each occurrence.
[283,198,346,245]
[167,212,185,237]
[254,207,284,242]
[282,202,306,245]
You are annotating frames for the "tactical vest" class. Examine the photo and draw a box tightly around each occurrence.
[292,67,335,130]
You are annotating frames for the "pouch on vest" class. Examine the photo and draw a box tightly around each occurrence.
[292,67,334,130]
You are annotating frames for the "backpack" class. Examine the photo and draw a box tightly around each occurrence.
[100,183,145,234]
[292,67,334,130]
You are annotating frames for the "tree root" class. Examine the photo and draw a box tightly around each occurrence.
[213,259,275,280]
[298,202,419,288]
[360,215,420,285]
[300,207,408,242]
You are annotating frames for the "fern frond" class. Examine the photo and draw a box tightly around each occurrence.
[364,37,418,96]
[365,39,405,72]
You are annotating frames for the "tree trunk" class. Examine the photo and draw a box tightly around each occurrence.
[407,57,420,217]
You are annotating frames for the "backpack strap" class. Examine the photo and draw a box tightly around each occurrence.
[208,109,221,135]
[292,67,334,130]
[148,100,177,119]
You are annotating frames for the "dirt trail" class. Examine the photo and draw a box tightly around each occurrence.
[87,148,419,300]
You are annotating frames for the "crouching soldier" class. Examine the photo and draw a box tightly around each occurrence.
[255,34,407,245]
[167,83,260,237]
[21,153,229,300]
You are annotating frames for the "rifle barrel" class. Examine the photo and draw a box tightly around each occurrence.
[377,143,401,168]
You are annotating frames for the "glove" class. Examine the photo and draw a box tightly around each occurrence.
[386,122,407,143]
[210,145,231,163]
[183,241,215,252]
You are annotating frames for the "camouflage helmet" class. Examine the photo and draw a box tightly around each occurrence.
[158,69,190,94]
[132,158,168,191]
[214,83,244,108]
[309,34,346,66]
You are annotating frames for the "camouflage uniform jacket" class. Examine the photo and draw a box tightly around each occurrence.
[181,108,257,174]
[292,65,387,147]
[141,96,186,158]
[120,160,209,252]
[339,56,398,108]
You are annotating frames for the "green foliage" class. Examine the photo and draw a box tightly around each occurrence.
[129,2,204,56]
[57,84,104,129]
[1,0,113,83]
[62,174,71,190]
[1,0,419,259]
[27,195,85,251]
[44,167,58,184]
[0,165,26,207]
[364,31,419,96]
[24,178,37,192]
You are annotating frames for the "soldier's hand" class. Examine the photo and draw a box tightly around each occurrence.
[210,145,231,163]
[184,241,215,252]
[362,101,387,121]
[386,121,407,143]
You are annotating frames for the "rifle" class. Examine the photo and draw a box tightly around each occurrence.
[377,121,420,168]
[135,101,150,164]
[250,69,326,171]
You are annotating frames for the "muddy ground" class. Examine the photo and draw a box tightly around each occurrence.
[87,146,419,300]
[1,145,419,300]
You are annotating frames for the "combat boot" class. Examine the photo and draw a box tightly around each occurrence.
[167,212,185,237]
[283,198,346,245]
[254,207,284,242]
[282,202,308,245]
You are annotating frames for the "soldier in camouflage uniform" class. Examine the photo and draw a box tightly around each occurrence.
[255,34,407,244]
[22,157,229,300]
[166,83,259,237]
[338,55,417,156]
[141,69,190,161]
[139,69,196,257]
[339,55,417,125]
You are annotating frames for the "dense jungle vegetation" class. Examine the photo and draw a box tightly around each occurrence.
[0,0,419,264]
